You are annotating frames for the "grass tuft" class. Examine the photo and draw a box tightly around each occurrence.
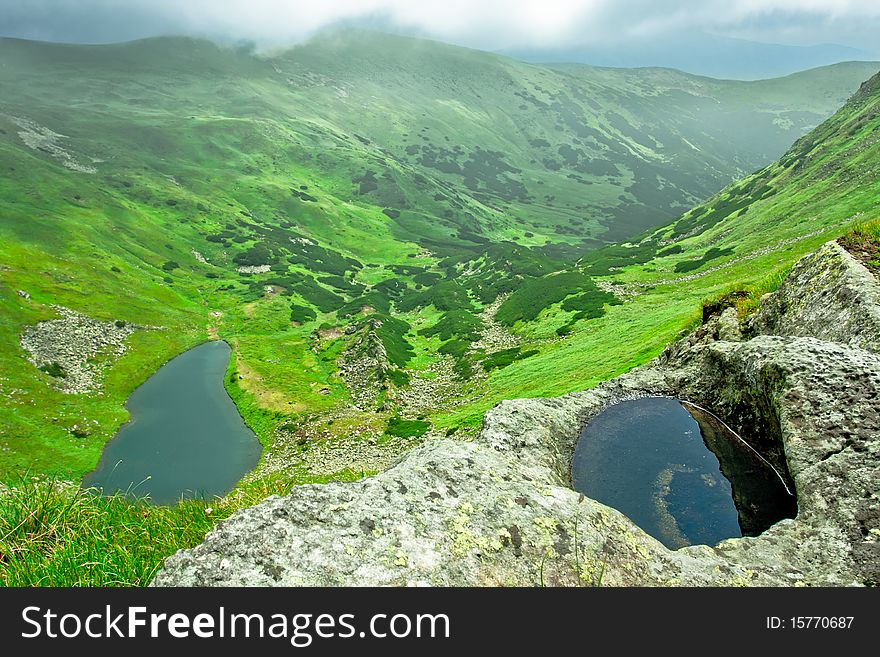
[699,265,792,322]
[839,218,880,273]
[0,474,297,586]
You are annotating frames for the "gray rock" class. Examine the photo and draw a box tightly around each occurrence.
[153,241,880,587]
[749,241,880,352]
[717,306,743,342]
[19,306,144,394]
[338,318,391,410]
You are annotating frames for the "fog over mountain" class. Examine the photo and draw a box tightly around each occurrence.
[1,1,878,78]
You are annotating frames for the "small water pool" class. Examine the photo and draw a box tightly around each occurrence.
[83,341,262,504]
[571,396,796,549]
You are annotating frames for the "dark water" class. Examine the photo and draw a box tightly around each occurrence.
[83,341,262,504]
[571,397,796,549]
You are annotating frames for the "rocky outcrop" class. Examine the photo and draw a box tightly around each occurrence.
[337,318,391,410]
[20,306,140,394]
[153,241,879,587]
[749,241,880,352]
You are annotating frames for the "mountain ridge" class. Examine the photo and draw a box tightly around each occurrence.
[501,30,876,80]
[2,32,876,248]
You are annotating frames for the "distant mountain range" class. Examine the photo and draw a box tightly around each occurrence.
[501,31,877,80]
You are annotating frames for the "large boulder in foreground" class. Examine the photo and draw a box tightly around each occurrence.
[748,241,880,352]
[153,242,880,587]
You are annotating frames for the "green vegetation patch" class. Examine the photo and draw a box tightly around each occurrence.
[561,288,622,320]
[317,275,365,294]
[673,247,735,273]
[338,291,392,317]
[0,472,371,586]
[419,309,482,342]
[292,278,345,313]
[289,303,317,324]
[385,369,410,387]
[495,272,594,326]
[671,179,777,239]
[582,242,658,276]
[839,218,880,274]
[698,265,792,322]
[371,314,415,368]
[385,416,430,439]
[397,280,474,313]
[438,339,471,359]
[234,243,274,267]
[482,346,540,372]
[287,240,361,276]
[38,362,66,379]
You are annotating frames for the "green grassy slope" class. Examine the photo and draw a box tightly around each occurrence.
[0,32,877,483]
[440,70,880,427]
[2,31,875,248]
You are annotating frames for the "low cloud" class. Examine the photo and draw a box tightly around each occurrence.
[1,0,879,52]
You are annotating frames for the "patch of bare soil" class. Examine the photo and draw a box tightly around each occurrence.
[839,235,880,277]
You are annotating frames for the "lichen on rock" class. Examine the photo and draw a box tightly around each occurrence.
[748,241,880,352]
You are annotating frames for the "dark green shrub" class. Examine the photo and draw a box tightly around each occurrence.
[420,309,482,342]
[39,362,66,378]
[372,315,414,368]
[438,339,470,359]
[292,278,344,313]
[290,304,317,324]
[495,272,592,325]
[482,347,539,371]
[385,416,430,439]
[385,369,410,387]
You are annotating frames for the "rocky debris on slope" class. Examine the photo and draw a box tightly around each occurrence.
[337,319,391,410]
[470,295,521,353]
[2,113,97,174]
[236,265,271,274]
[252,428,416,482]
[154,240,879,587]
[394,356,461,414]
[336,316,464,414]
[20,306,140,394]
[595,279,639,300]
[256,386,471,483]
[254,323,471,479]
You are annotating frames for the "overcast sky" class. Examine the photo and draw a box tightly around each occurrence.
[1,0,879,53]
